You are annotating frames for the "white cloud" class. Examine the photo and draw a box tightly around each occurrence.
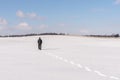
[16,22,32,30]
[0,18,7,25]
[16,10,25,18]
[115,0,120,4]
[58,23,71,27]
[27,13,37,19]
[0,26,4,31]
[58,23,66,27]
[16,10,45,20]
[38,24,48,30]
[79,29,90,35]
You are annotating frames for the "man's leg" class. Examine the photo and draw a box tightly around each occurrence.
[39,44,42,50]
[38,44,40,50]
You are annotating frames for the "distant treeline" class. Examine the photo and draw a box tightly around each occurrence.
[0,33,66,37]
[85,34,119,38]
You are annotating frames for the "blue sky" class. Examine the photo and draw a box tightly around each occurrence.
[0,0,120,35]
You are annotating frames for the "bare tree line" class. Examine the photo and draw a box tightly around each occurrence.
[0,33,66,37]
[85,34,119,38]
[0,32,119,38]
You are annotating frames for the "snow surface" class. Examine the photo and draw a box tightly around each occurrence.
[0,35,120,80]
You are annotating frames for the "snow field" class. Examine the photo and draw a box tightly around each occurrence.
[0,35,120,80]
[44,52,119,80]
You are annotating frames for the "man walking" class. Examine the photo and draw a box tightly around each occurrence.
[38,37,42,50]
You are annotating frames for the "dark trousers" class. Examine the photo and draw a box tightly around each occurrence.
[38,44,42,50]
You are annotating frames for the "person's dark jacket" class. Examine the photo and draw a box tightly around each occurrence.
[38,38,42,45]
[38,38,42,50]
